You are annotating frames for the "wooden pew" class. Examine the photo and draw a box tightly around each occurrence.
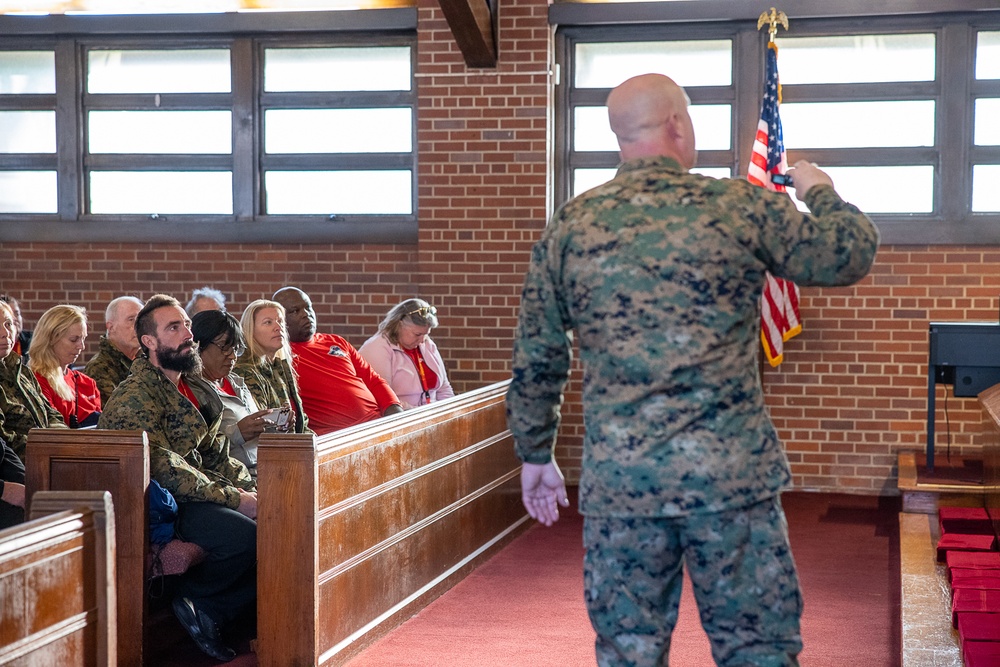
[0,490,116,666]
[981,383,1000,538]
[25,429,149,667]
[256,379,528,666]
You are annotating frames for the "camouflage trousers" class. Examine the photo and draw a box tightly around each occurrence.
[583,496,802,667]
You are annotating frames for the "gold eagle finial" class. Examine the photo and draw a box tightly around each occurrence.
[757,8,789,43]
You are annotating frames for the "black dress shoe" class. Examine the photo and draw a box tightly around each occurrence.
[171,596,237,662]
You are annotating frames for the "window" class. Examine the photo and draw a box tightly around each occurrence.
[554,7,1000,244]
[974,31,1000,214]
[0,11,417,243]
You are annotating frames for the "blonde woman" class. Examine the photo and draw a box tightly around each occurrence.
[359,298,454,409]
[28,304,102,428]
[0,300,66,458]
[233,299,310,434]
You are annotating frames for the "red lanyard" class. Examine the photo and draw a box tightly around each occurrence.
[404,347,431,404]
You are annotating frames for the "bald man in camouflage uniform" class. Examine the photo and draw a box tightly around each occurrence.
[100,294,256,662]
[507,74,879,667]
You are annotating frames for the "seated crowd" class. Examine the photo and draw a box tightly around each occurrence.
[0,286,454,661]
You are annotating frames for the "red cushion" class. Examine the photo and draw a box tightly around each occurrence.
[953,589,1000,627]
[146,539,207,578]
[939,507,993,535]
[958,612,1000,644]
[963,639,1000,667]
[953,569,1000,584]
[952,573,1000,602]
[938,534,998,562]
[953,567,1000,585]
[949,551,1000,571]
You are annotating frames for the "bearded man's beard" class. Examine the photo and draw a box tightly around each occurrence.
[156,341,202,375]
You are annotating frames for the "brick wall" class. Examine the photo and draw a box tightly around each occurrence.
[767,248,1000,493]
[1,0,998,495]
[0,243,419,341]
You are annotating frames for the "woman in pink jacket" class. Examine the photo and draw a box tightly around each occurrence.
[359,299,455,409]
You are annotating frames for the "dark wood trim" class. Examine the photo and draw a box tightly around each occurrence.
[436,0,497,68]
[940,23,974,223]
[55,40,82,221]
[549,1,1000,27]
[0,8,418,35]
[876,217,1000,244]
[0,217,418,244]
[232,38,256,221]
[734,28,764,180]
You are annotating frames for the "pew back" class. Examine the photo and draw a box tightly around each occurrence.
[980,384,1000,539]
[257,379,527,666]
[25,429,149,667]
[0,490,116,667]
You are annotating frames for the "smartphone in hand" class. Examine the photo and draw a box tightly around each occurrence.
[263,406,292,432]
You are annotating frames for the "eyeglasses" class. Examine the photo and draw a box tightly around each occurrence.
[210,341,245,358]
[405,305,437,319]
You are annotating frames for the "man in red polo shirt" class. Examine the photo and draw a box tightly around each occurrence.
[273,287,402,435]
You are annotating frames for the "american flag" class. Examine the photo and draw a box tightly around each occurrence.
[748,41,801,367]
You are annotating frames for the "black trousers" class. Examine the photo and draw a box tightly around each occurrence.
[174,501,257,628]
[0,500,23,530]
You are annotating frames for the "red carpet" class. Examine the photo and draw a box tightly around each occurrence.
[346,491,900,667]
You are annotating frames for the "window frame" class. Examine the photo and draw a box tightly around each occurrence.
[552,4,1000,245]
[0,10,418,244]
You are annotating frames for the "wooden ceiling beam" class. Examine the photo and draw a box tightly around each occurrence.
[437,0,496,68]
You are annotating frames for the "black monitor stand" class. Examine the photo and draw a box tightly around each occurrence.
[927,321,1000,471]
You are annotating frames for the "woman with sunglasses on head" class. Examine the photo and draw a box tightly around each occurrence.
[28,304,102,429]
[359,299,455,410]
[191,309,277,480]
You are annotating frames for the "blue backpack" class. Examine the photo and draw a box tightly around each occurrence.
[149,479,178,545]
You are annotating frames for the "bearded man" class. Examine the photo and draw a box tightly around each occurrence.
[99,294,257,662]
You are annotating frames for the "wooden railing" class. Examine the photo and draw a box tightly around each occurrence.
[255,379,528,666]
[0,490,116,666]
[980,383,1000,539]
[24,429,149,667]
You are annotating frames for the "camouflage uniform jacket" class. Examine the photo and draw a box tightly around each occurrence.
[234,356,311,434]
[507,156,879,518]
[0,353,68,459]
[98,356,255,507]
[84,335,134,405]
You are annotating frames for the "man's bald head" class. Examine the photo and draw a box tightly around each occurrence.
[607,73,697,168]
[273,286,316,343]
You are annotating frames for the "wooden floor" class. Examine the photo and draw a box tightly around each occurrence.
[897,449,986,667]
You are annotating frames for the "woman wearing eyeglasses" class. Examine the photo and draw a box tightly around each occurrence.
[359,299,455,409]
[191,309,276,480]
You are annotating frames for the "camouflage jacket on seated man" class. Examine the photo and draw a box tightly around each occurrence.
[84,334,134,405]
[99,356,255,508]
[0,353,67,459]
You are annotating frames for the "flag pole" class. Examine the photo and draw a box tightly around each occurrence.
[751,7,800,369]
